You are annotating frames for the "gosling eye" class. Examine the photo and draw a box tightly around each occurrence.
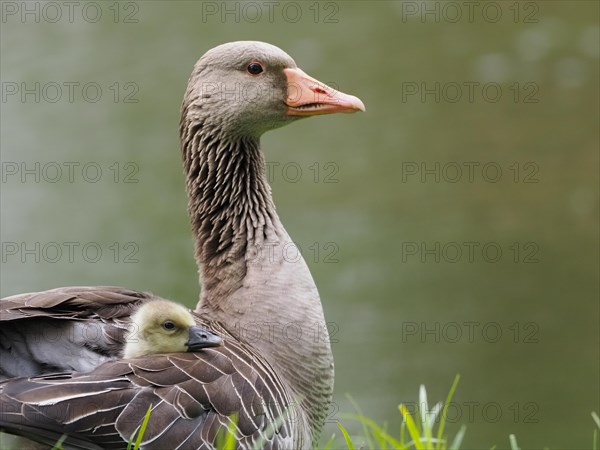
[246,62,263,75]
[163,321,176,330]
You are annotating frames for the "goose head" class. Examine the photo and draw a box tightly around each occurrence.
[124,300,222,359]
[182,40,365,138]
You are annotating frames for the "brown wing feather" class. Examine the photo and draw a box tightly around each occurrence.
[0,286,152,321]
[0,328,295,449]
[0,287,163,379]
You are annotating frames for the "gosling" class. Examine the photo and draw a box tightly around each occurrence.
[124,300,223,358]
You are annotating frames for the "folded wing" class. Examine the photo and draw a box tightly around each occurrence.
[0,287,294,449]
[0,286,155,379]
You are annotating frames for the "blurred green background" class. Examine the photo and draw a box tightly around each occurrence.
[1,1,598,448]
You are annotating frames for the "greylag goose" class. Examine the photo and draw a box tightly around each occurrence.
[0,41,364,449]
[123,300,223,358]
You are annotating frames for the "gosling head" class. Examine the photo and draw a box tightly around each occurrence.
[124,300,223,359]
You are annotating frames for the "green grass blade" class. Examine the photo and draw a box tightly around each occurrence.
[322,434,336,450]
[509,434,520,450]
[400,420,406,446]
[428,401,443,429]
[345,414,404,449]
[399,404,424,450]
[131,404,153,450]
[347,395,375,450]
[419,385,429,433]
[216,414,238,450]
[435,374,460,450]
[338,422,355,450]
[222,418,238,450]
[593,411,600,450]
[50,434,67,450]
[449,425,466,450]
[372,420,388,449]
[420,385,433,443]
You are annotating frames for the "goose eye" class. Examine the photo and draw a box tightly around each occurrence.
[247,62,263,75]
[163,321,176,330]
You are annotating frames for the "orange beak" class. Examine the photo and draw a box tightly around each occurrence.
[284,68,365,116]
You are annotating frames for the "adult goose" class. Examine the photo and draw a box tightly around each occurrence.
[0,41,364,449]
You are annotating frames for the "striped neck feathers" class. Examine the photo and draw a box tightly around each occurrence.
[180,110,281,299]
